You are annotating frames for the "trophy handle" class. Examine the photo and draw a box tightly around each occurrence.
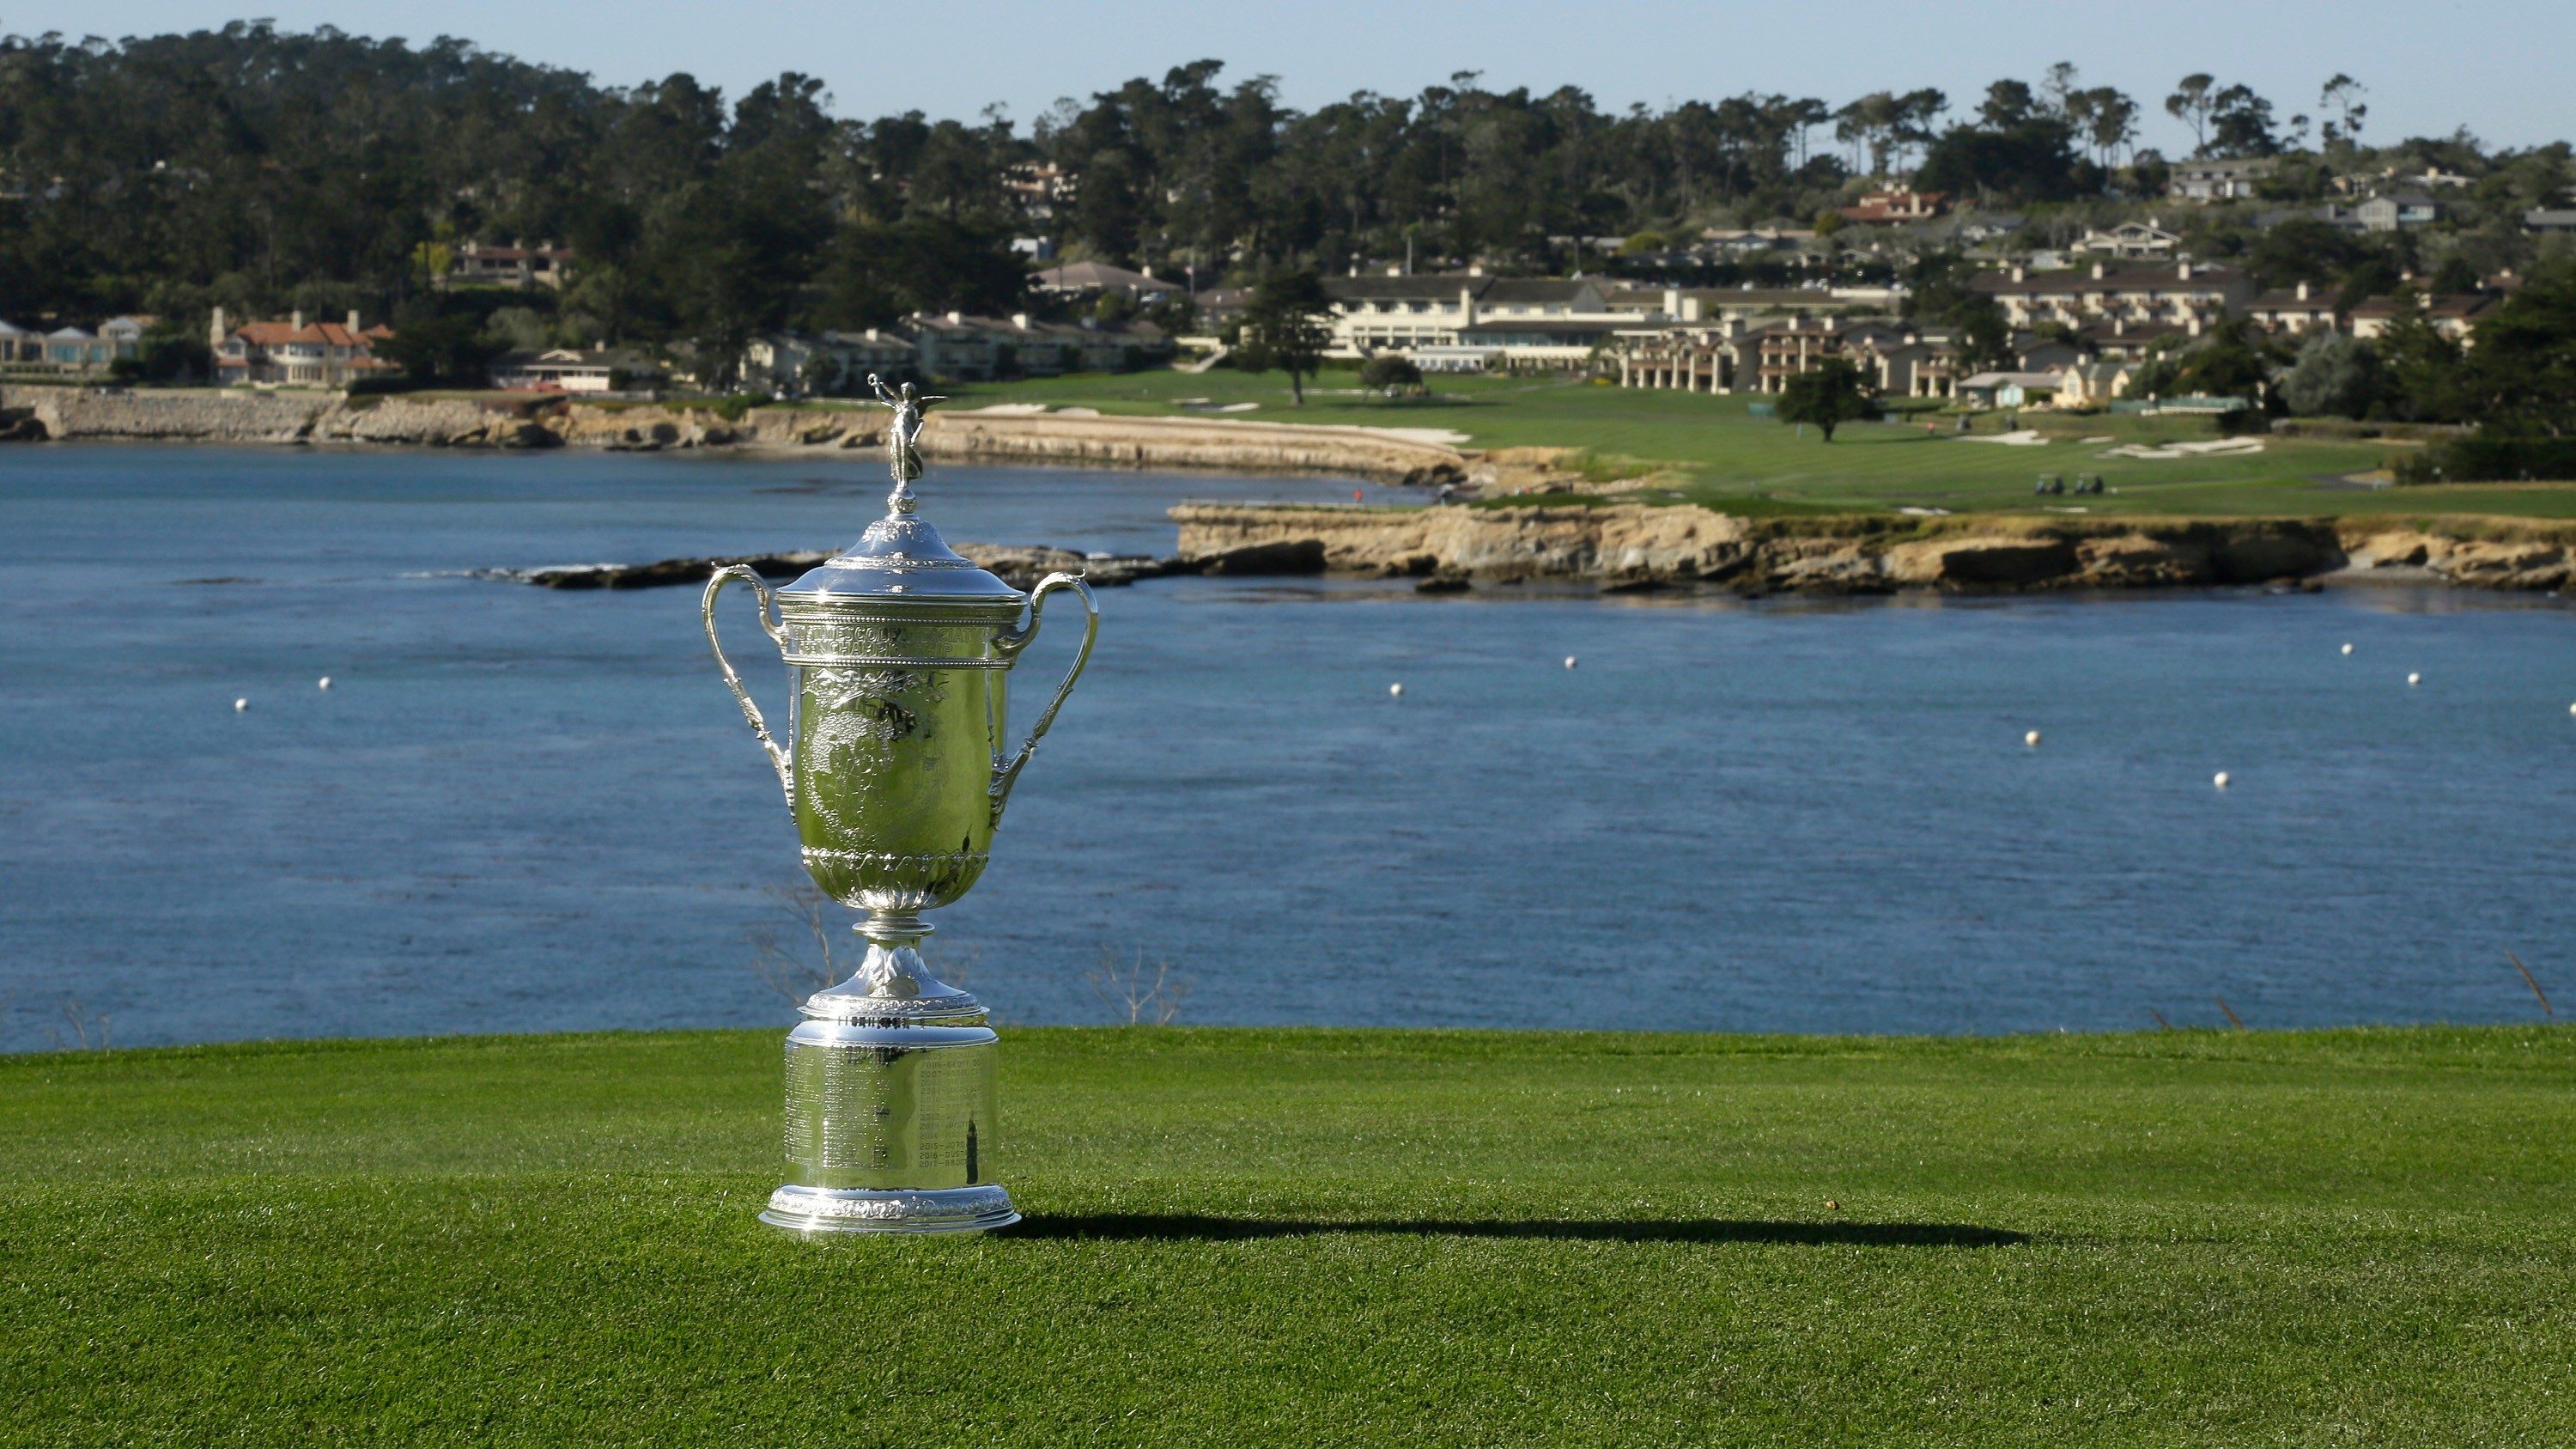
[988,571,1098,826]
[702,564,793,807]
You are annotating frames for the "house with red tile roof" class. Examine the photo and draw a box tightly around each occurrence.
[210,308,396,387]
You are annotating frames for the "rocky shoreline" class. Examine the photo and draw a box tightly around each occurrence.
[484,510,2576,599]
[1168,502,2576,595]
[20,385,2571,598]
[0,386,1467,486]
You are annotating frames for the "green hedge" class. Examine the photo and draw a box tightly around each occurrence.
[2396,431,2576,484]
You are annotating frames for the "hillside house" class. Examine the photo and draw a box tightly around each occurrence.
[2348,292,2494,342]
[902,312,1166,381]
[2356,193,2442,231]
[1971,261,2251,332]
[1004,161,1076,220]
[2256,203,2368,234]
[1839,190,1947,224]
[1953,213,2026,245]
[2167,157,2276,202]
[2070,221,2180,259]
[1030,260,1190,302]
[2245,281,2342,335]
[2079,316,2196,360]
[449,240,573,289]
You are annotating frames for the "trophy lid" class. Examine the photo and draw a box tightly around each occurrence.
[779,374,1024,605]
[777,509,1023,603]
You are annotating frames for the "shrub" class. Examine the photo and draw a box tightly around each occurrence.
[1358,356,1424,390]
[2279,332,2385,419]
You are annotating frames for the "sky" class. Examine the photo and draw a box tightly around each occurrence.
[39,1,2576,154]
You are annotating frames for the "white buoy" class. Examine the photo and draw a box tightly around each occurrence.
[317,676,332,690]
[2213,771,2231,788]
[1563,655,1577,670]
[2341,642,2354,655]
[234,697,249,712]
[2407,672,2421,686]
[2567,702,2575,716]
[1388,683,1404,697]
[2025,730,2042,747]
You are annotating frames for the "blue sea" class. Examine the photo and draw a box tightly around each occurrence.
[3,443,2573,1050]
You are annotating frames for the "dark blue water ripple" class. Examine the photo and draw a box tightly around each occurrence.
[3,444,2571,1047]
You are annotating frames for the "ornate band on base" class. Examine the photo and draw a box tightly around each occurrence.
[760,1183,1019,1234]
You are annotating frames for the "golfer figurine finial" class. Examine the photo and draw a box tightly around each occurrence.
[866,373,945,515]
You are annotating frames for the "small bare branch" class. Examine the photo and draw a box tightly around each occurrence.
[1088,945,1192,1026]
[746,883,846,1005]
[2506,952,2555,1018]
[46,995,110,1052]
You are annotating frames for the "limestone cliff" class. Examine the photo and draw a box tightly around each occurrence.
[1170,502,2576,594]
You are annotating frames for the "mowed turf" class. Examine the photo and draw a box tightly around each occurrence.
[5,1026,2573,1446]
[935,370,2576,521]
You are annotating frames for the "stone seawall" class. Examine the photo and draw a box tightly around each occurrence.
[2,385,333,441]
[1170,502,2576,594]
[3,387,1465,484]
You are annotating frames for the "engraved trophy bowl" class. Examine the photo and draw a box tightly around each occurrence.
[703,378,1097,1233]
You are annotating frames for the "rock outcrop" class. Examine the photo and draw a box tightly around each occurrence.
[1170,502,2576,595]
[495,545,1188,591]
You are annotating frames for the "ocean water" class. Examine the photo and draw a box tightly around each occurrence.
[3,444,2573,1049]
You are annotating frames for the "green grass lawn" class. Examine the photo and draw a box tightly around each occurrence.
[6,1026,2572,1446]
[938,369,2576,521]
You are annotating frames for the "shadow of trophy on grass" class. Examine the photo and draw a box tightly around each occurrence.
[704,374,1097,1233]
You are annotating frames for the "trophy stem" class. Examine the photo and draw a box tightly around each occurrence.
[842,910,946,1002]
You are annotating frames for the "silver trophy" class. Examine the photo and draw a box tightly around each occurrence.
[704,375,1097,1233]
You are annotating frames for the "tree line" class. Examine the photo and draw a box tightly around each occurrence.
[12,23,2560,352]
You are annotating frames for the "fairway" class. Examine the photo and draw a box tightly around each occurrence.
[5,1026,2571,1446]
[939,370,2576,521]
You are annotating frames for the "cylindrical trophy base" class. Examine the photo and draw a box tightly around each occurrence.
[767,1002,1011,1235]
[760,1183,1020,1234]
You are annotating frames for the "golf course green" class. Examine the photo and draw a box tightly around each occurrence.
[6,1025,2570,1445]
[936,369,2576,521]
